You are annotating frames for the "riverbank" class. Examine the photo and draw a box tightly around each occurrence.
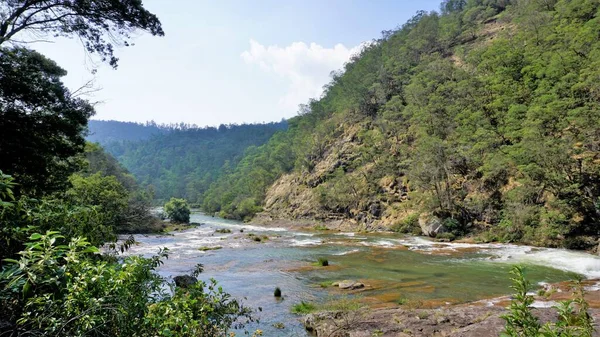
[303,279,600,336]
[251,214,600,254]
[123,212,600,336]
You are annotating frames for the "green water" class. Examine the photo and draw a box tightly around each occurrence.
[126,212,598,336]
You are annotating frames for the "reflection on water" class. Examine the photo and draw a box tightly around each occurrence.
[123,212,600,336]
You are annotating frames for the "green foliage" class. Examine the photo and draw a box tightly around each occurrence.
[291,301,317,314]
[87,120,166,144]
[0,0,163,68]
[501,266,594,337]
[316,257,329,267]
[83,143,139,191]
[443,217,467,236]
[202,0,600,245]
[164,198,191,223]
[67,173,129,225]
[143,281,253,336]
[98,121,287,205]
[392,213,421,234]
[0,47,93,196]
[0,232,253,336]
[501,266,541,336]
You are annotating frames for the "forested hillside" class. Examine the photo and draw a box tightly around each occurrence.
[101,121,287,203]
[87,120,167,144]
[204,0,600,248]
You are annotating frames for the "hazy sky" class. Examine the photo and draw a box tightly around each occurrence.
[31,0,441,126]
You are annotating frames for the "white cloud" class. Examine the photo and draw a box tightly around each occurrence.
[241,39,363,113]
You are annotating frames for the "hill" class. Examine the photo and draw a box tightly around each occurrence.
[202,0,600,249]
[87,120,168,144]
[100,121,288,203]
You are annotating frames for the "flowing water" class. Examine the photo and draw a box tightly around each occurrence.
[125,212,600,336]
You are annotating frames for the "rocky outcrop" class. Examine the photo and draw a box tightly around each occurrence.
[303,305,600,337]
[419,214,446,237]
[258,124,414,231]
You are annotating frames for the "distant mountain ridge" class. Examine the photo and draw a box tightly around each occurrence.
[87,120,168,144]
[87,119,288,203]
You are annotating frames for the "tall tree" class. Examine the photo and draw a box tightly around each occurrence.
[0,0,163,67]
[0,48,94,195]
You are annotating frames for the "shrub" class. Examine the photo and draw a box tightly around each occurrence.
[291,301,317,314]
[0,232,254,336]
[391,213,420,234]
[442,217,466,236]
[215,228,232,233]
[502,266,542,336]
[274,287,282,297]
[164,197,191,223]
[502,266,594,337]
[317,257,329,266]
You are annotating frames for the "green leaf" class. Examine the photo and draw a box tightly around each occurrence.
[83,246,100,253]
[29,233,42,240]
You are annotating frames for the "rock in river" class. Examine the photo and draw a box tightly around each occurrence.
[333,280,365,290]
[174,275,197,288]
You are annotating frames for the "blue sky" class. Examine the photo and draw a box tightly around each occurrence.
[32,0,441,126]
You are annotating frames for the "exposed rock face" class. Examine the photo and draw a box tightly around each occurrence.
[303,306,600,337]
[419,214,446,237]
[173,275,197,288]
[258,124,414,231]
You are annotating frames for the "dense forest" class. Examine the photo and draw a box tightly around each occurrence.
[93,120,288,203]
[203,0,600,248]
[0,1,254,335]
[87,120,167,144]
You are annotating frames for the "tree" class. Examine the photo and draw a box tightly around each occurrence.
[65,172,129,235]
[164,198,190,223]
[0,0,164,68]
[0,47,94,196]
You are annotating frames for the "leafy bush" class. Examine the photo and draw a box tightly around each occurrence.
[0,232,254,336]
[274,287,282,297]
[442,217,466,237]
[164,197,191,223]
[391,213,421,234]
[502,265,594,337]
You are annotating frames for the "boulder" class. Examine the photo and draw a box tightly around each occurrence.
[335,280,365,290]
[369,202,381,217]
[173,275,197,288]
[419,214,446,237]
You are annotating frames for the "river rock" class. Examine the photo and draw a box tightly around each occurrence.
[173,275,197,288]
[335,280,364,290]
[419,214,446,237]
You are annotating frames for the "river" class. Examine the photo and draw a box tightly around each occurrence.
[124,212,600,336]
